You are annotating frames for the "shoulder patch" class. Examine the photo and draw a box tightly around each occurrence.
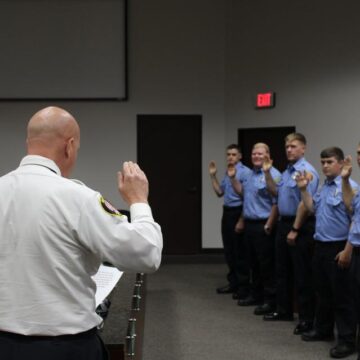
[99,196,122,217]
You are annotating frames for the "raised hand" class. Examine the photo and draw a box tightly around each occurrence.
[341,155,352,179]
[118,161,149,205]
[304,170,314,182]
[295,171,308,190]
[262,155,273,172]
[209,161,217,176]
[227,164,237,179]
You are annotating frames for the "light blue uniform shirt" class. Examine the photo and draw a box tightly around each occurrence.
[243,167,281,220]
[220,162,251,207]
[348,190,360,246]
[313,176,358,241]
[277,157,319,216]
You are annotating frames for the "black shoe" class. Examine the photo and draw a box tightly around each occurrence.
[294,321,313,335]
[237,295,262,306]
[263,311,293,321]
[254,303,275,315]
[330,343,355,358]
[216,285,237,294]
[301,329,334,342]
[232,291,248,300]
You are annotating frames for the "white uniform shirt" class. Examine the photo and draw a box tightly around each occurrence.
[0,155,163,336]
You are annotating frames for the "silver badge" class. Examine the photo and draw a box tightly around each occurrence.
[291,171,301,180]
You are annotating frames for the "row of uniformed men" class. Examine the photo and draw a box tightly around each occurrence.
[209,133,360,360]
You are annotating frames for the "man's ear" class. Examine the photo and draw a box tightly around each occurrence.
[65,137,74,158]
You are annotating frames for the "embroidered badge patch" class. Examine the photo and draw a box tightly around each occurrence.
[99,196,122,217]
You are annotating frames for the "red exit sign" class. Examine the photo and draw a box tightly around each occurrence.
[256,92,275,109]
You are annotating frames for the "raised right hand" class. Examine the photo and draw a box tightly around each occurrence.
[262,155,273,172]
[341,155,353,179]
[209,161,217,176]
[118,161,149,205]
[295,171,309,190]
[227,164,237,179]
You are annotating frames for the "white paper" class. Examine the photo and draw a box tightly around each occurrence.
[92,264,123,307]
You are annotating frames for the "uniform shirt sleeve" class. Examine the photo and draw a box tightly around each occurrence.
[351,180,360,195]
[306,170,319,196]
[76,191,163,273]
[271,168,281,203]
[220,177,226,192]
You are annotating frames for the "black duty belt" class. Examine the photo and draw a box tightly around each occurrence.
[0,327,97,341]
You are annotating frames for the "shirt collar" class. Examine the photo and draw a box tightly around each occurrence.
[287,157,305,172]
[324,175,341,186]
[19,155,62,176]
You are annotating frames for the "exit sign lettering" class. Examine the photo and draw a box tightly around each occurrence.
[256,92,275,109]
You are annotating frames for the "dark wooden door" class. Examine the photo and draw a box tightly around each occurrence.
[137,115,202,255]
[238,126,296,172]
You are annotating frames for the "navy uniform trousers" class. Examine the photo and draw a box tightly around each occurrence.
[244,219,276,306]
[221,205,250,295]
[313,240,356,344]
[350,247,360,346]
[0,328,108,360]
[275,217,315,321]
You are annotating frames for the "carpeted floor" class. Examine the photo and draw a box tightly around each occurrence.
[143,263,358,360]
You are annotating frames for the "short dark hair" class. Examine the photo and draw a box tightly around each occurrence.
[320,146,344,161]
[285,132,307,145]
[226,144,241,153]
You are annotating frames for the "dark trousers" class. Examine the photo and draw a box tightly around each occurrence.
[244,219,276,306]
[0,328,108,360]
[275,217,315,321]
[350,247,360,345]
[221,206,250,294]
[313,241,356,344]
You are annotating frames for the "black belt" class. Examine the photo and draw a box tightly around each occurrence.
[0,327,97,341]
[223,205,242,212]
[280,215,315,223]
[315,240,347,247]
[245,219,267,224]
[280,216,296,222]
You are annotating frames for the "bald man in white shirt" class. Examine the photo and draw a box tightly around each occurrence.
[0,106,163,360]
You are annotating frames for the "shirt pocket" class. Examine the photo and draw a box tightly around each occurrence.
[257,183,268,196]
[326,195,342,207]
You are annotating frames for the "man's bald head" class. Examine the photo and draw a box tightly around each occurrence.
[27,106,80,177]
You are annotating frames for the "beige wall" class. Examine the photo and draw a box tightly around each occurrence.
[0,0,226,248]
